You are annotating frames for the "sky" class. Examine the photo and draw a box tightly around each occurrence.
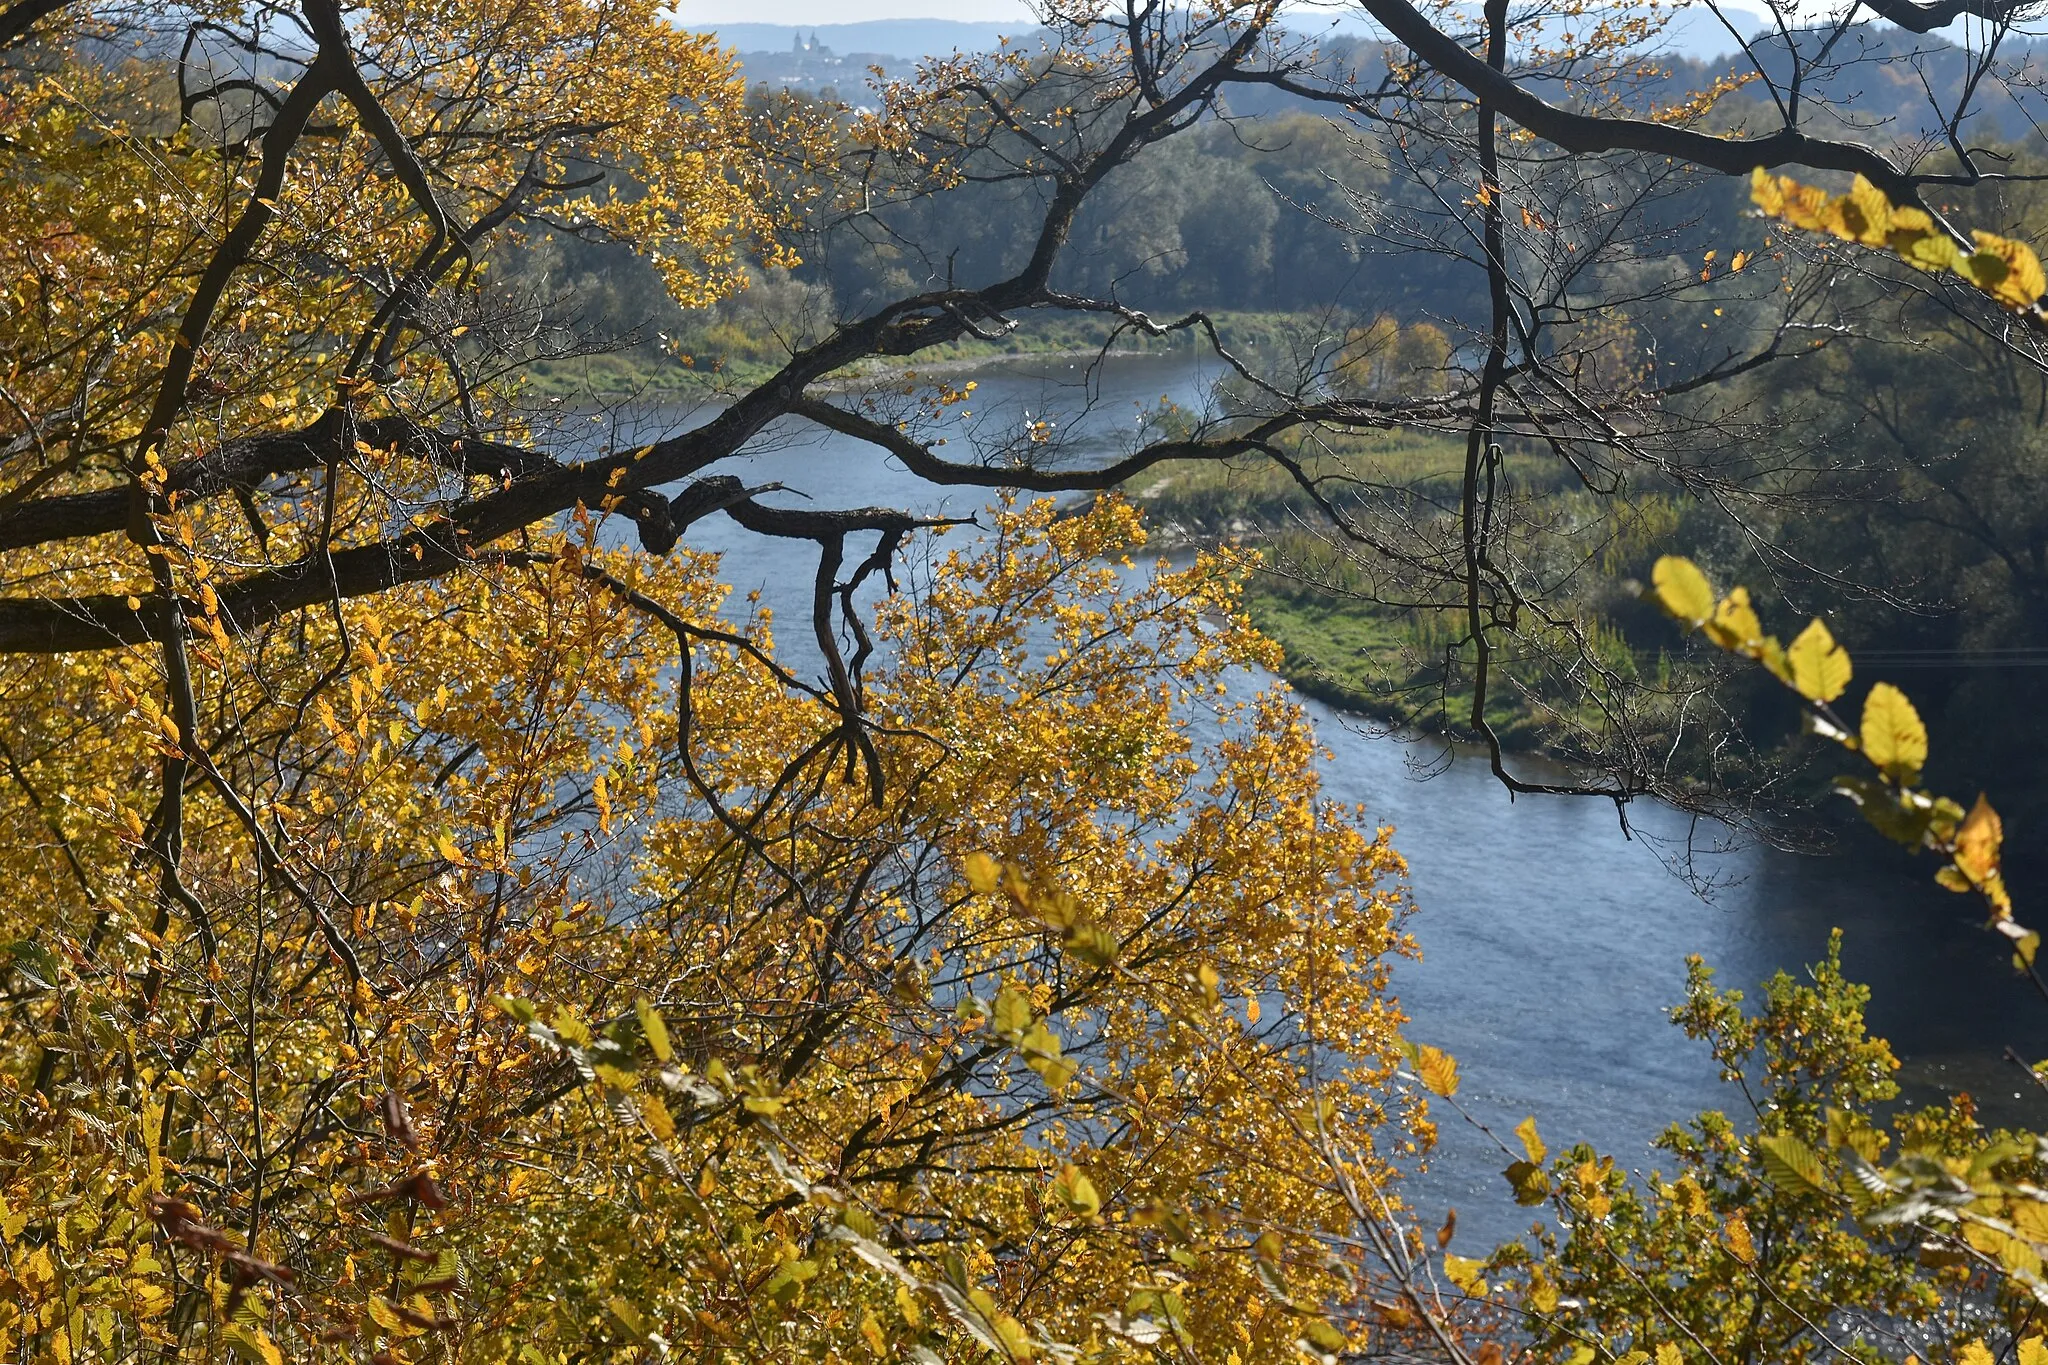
[680,0,1035,22]
[670,0,1996,50]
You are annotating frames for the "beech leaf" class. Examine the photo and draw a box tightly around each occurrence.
[1787,618,1852,702]
[1756,1132,1835,1196]
[1860,682,1928,783]
[1650,555,1715,626]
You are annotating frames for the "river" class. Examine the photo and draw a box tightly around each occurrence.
[564,352,2048,1248]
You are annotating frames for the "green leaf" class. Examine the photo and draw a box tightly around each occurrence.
[4,940,58,992]
[1062,923,1118,967]
[1301,1318,1348,1352]
[935,1282,1036,1361]
[607,1296,649,1337]
[222,1323,283,1365]
[1787,618,1852,702]
[1650,556,1715,626]
[1755,1132,1835,1196]
[759,1258,820,1305]
[1860,681,1928,783]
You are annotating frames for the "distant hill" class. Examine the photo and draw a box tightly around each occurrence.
[698,9,1781,73]
[695,20,1027,60]
[1297,4,1772,62]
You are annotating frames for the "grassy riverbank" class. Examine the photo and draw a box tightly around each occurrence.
[523,310,1331,399]
[1126,435,1637,750]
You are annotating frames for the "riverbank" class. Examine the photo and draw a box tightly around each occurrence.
[522,309,1330,399]
[1127,439,1589,753]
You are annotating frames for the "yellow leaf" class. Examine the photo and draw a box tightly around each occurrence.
[1703,586,1762,653]
[963,851,1000,894]
[1954,793,2004,885]
[1441,1253,1487,1296]
[1887,206,1960,272]
[1650,555,1715,626]
[993,983,1033,1037]
[1860,681,1928,782]
[2016,1336,2048,1365]
[1302,1319,1348,1352]
[1655,1345,1683,1365]
[1826,174,1891,246]
[1759,635,1792,687]
[1415,1044,1460,1098]
[1749,166,1785,215]
[223,1323,283,1365]
[1786,618,1852,702]
[1053,1163,1101,1217]
[1965,231,2047,309]
[642,1092,675,1141]
[861,1311,887,1356]
[1723,1210,1756,1263]
[896,1281,923,1328]
[1755,1132,1834,1195]
[635,996,672,1062]
[608,1296,648,1338]
[1960,1342,1996,1365]
[367,1295,409,1334]
[1514,1115,1546,1165]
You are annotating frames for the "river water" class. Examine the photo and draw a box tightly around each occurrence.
[562,353,2048,1248]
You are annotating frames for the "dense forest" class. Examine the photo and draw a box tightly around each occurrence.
[12,1,2048,1363]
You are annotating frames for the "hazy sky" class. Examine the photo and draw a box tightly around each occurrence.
[680,0,1037,21]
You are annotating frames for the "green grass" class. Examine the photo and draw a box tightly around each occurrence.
[1127,430,1609,746]
[1233,586,1563,746]
[516,310,1340,402]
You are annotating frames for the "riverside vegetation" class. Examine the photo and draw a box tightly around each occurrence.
[15,0,2048,1362]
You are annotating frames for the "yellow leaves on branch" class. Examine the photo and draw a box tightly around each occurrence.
[1964,1339,2048,1365]
[1965,230,2048,310]
[1750,168,2047,314]
[1400,1039,1460,1097]
[1503,1116,1550,1205]
[10,492,1421,1365]
[1648,552,2025,964]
